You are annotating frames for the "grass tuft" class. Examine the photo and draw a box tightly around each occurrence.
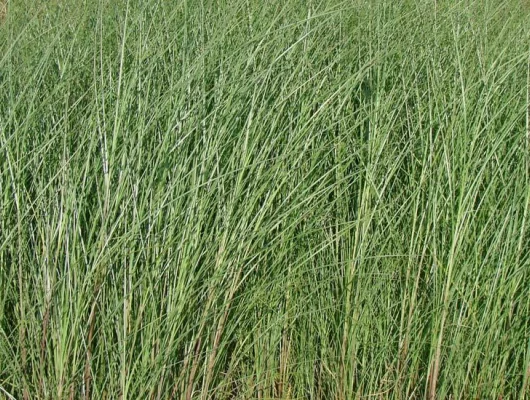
[1,0,529,399]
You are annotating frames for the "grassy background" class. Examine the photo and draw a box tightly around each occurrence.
[1,0,530,398]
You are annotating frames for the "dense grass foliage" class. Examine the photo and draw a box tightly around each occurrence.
[1,0,530,398]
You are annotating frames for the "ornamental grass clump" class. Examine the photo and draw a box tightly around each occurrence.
[0,0,529,399]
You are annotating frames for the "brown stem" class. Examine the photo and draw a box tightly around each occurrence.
[0,0,6,22]
[185,337,203,400]
[39,301,51,397]
[201,266,243,400]
[84,294,99,400]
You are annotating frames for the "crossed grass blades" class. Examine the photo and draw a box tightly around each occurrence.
[1,0,530,399]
